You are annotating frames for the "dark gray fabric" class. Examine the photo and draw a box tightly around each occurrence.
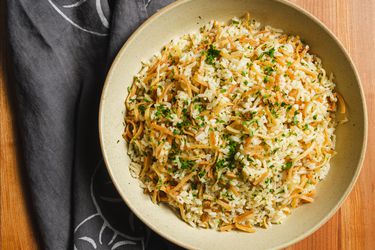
[6,1,182,249]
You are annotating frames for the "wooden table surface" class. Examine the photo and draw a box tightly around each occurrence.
[1,0,374,249]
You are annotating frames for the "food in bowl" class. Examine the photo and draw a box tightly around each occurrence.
[123,14,343,232]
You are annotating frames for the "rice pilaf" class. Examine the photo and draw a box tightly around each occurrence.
[124,14,341,232]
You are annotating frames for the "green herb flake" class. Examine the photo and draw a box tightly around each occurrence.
[138,104,146,115]
[198,170,206,178]
[180,159,196,169]
[263,76,270,83]
[271,148,279,154]
[194,104,204,112]
[268,48,276,57]
[265,178,271,184]
[215,159,226,169]
[282,162,293,171]
[259,47,276,59]
[264,66,275,75]
[157,178,163,190]
[205,44,221,65]
[271,109,279,118]
[155,105,171,119]
[249,130,254,137]
[293,115,299,125]
[173,129,180,135]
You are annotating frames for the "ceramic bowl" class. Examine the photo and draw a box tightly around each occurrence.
[99,0,367,249]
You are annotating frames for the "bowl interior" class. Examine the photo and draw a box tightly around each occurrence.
[99,0,366,249]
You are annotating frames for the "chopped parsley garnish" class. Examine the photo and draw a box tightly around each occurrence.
[287,61,292,67]
[244,80,249,86]
[173,129,180,135]
[176,119,190,129]
[303,124,309,131]
[259,47,276,59]
[264,66,275,75]
[313,114,317,120]
[180,159,196,169]
[249,130,254,137]
[263,76,270,83]
[282,162,293,171]
[226,140,239,169]
[266,47,276,58]
[271,148,279,154]
[215,158,226,169]
[138,104,146,115]
[232,20,240,25]
[293,115,299,125]
[194,104,204,112]
[241,71,247,76]
[155,105,172,119]
[220,89,227,93]
[228,140,238,157]
[271,109,279,118]
[214,140,238,171]
[157,178,163,190]
[198,170,206,178]
[205,44,221,65]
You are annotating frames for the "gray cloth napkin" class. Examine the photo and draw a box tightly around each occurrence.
[6,0,184,249]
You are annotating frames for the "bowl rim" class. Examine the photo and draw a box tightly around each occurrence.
[99,0,368,249]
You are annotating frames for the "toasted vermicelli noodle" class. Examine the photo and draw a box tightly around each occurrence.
[124,14,341,231]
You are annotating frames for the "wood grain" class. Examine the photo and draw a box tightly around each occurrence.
[0,0,374,249]
[0,1,38,249]
[0,0,38,249]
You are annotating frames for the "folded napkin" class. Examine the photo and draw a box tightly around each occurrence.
[6,0,183,249]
